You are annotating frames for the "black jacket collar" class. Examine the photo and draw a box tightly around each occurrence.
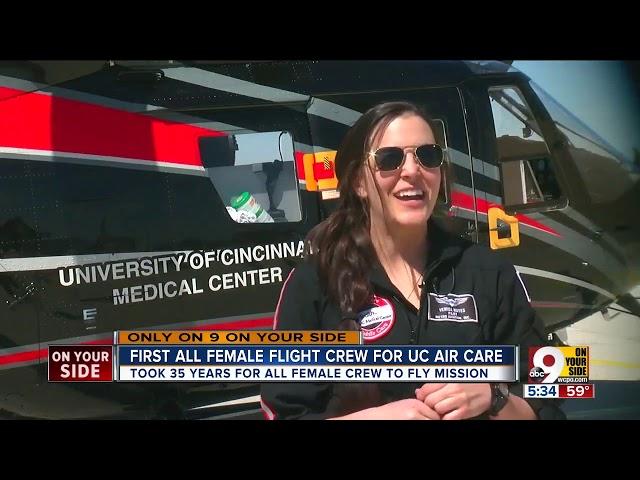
[369,219,470,292]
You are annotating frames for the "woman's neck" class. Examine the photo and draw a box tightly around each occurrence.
[371,221,428,273]
[370,221,428,308]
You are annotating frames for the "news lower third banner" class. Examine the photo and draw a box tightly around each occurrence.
[48,330,518,383]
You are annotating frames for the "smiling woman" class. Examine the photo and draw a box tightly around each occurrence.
[260,101,566,420]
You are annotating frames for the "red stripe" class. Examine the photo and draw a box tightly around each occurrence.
[295,151,306,180]
[0,87,223,166]
[0,336,113,366]
[451,190,560,237]
[0,87,315,178]
[0,86,24,101]
[450,190,476,211]
[0,316,274,368]
[0,349,41,366]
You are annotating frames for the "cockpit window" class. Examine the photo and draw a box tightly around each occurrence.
[530,81,635,204]
[489,86,564,209]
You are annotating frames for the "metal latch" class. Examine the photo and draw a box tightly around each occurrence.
[487,207,520,250]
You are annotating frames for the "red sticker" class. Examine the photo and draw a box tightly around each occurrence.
[358,295,395,342]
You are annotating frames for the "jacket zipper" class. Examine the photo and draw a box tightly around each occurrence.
[416,259,443,344]
[383,290,418,344]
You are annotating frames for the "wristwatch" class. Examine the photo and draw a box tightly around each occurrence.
[488,383,510,416]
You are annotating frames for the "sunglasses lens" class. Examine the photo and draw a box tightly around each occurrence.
[416,144,443,168]
[374,147,404,171]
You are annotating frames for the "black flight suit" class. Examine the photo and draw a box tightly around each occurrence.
[260,221,565,420]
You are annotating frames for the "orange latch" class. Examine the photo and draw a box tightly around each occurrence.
[488,207,520,250]
[303,150,338,191]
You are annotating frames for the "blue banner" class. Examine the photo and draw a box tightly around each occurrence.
[118,345,516,366]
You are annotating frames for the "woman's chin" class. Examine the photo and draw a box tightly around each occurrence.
[392,210,430,229]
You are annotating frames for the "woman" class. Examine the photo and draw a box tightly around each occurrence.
[260,101,564,420]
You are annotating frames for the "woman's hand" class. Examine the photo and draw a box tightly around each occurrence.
[415,383,492,420]
[333,398,441,420]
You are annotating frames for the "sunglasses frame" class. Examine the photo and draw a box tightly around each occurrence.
[368,144,444,172]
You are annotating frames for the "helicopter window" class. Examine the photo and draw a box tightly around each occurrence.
[199,131,302,223]
[530,81,634,205]
[489,86,563,210]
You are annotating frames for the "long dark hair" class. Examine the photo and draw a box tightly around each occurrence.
[306,101,442,323]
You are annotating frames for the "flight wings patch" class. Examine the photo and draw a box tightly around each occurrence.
[427,293,478,323]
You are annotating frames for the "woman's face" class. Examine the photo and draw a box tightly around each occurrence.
[360,113,441,231]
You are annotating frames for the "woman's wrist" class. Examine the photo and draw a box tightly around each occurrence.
[489,394,537,420]
[329,406,377,420]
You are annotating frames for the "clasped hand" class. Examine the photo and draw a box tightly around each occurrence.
[413,382,492,420]
[346,382,492,420]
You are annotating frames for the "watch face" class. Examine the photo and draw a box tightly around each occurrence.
[490,383,510,416]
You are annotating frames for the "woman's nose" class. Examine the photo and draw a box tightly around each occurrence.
[401,151,420,176]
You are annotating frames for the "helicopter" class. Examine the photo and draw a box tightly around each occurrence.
[0,60,637,419]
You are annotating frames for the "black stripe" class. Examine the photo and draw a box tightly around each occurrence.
[451,164,473,190]
[472,171,503,198]
[202,61,474,96]
[59,66,278,110]
[0,158,315,257]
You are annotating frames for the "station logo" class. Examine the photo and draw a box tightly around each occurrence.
[528,346,589,383]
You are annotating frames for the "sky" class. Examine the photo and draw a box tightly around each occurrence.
[513,61,640,162]
[235,131,295,166]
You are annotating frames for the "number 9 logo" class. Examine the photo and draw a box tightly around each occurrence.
[530,346,564,383]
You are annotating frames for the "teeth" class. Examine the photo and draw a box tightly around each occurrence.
[397,190,423,197]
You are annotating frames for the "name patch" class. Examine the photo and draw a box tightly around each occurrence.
[428,293,478,323]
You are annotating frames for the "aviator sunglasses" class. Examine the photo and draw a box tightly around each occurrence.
[369,144,444,171]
